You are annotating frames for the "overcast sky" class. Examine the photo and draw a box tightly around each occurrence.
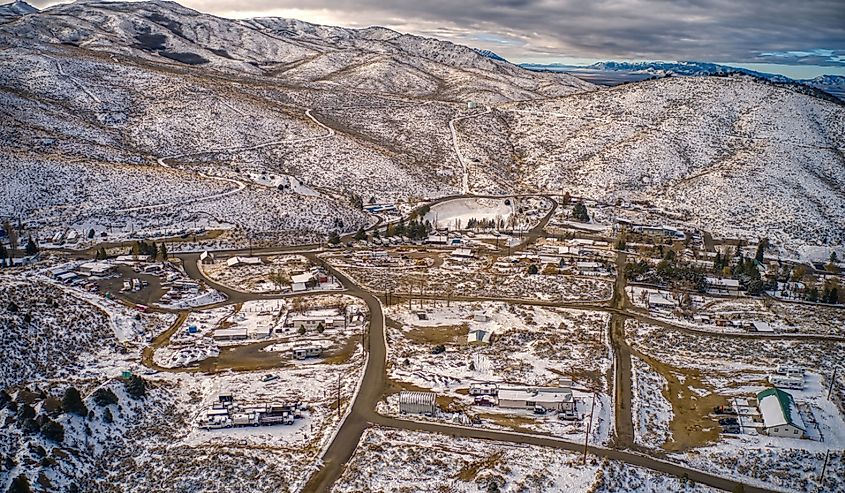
[31,0,845,78]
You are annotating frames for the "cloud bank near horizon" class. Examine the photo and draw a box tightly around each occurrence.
[28,0,845,72]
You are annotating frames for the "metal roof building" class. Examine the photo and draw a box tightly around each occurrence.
[757,388,805,438]
[398,391,437,415]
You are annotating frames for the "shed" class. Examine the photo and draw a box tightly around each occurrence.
[398,391,437,415]
[467,329,492,344]
[750,321,774,333]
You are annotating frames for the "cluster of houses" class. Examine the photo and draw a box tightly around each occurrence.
[398,380,578,419]
[196,393,305,430]
[613,220,687,242]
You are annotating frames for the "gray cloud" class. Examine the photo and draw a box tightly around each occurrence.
[32,0,845,66]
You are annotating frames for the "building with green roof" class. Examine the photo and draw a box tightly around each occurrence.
[756,387,805,438]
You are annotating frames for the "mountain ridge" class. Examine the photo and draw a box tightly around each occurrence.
[522,60,845,101]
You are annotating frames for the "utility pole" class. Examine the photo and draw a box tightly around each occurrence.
[818,449,830,491]
[828,368,837,399]
[336,372,341,419]
[583,392,596,465]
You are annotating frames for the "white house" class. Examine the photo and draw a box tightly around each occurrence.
[648,292,676,311]
[287,314,345,330]
[398,391,437,415]
[757,388,805,438]
[451,248,476,260]
[212,328,249,341]
[767,374,804,390]
[750,321,774,333]
[200,250,215,264]
[77,261,115,277]
[226,256,262,268]
[705,277,740,295]
[498,387,575,412]
[291,273,315,292]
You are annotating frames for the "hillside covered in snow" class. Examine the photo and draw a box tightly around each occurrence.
[1,0,844,252]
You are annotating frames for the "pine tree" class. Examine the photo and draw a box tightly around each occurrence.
[87,229,95,239]
[124,375,146,399]
[0,242,7,268]
[354,227,366,241]
[528,264,539,275]
[754,238,768,263]
[24,236,38,256]
[40,419,65,443]
[158,243,168,261]
[93,388,119,406]
[7,475,31,493]
[62,387,88,417]
[328,231,341,245]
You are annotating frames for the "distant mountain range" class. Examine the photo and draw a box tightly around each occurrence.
[521,60,845,101]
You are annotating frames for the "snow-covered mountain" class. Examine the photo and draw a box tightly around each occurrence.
[0,0,37,23]
[0,0,592,102]
[0,0,843,252]
[524,60,845,101]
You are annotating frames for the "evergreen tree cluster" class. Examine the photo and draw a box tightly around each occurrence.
[465,217,503,230]
[386,218,431,240]
[129,241,168,260]
[572,202,589,222]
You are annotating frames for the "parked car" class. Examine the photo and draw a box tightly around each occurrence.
[719,418,738,426]
[713,405,737,415]
[533,406,547,415]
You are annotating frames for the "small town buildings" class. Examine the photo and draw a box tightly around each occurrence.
[56,272,79,284]
[292,346,322,360]
[469,383,498,396]
[212,328,249,341]
[115,255,152,264]
[575,261,605,273]
[776,365,805,378]
[291,273,316,292]
[451,248,476,260]
[226,256,262,268]
[200,250,216,264]
[363,203,397,214]
[648,292,676,311]
[768,374,804,390]
[705,277,741,295]
[425,234,449,245]
[757,388,805,438]
[287,314,345,330]
[750,321,774,333]
[628,224,686,241]
[498,387,575,412]
[77,261,115,277]
[398,391,437,415]
[467,329,492,344]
